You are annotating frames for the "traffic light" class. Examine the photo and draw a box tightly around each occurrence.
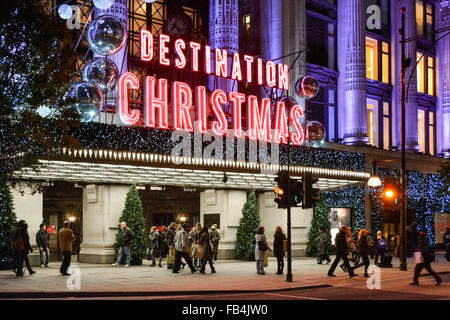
[302,173,319,209]
[274,171,289,208]
[290,178,303,207]
[383,177,399,210]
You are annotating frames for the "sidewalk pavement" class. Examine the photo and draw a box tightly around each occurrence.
[0,254,448,298]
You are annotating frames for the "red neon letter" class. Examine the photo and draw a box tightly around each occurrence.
[210,89,228,136]
[273,101,288,144]
[205,45,211,74]
[190,41,201,71]
[215,48,228,78]
[231,53,242,81]
[244,55,253,83]
[159,34,170,66]
[266,61,276,87]
[174,39,186,69]
[143,76,168,129]
[247,96,271,142]
[140,29,153,61]
[172,81,193,131]
[196,86,207,133]
[289,105,305,145]
[118,72,140,125]
[257,58,263,85]
[277,63,289,90]
[228,92,245,137]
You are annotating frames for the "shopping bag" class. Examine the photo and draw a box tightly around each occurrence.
[166,247,175,264]
[193,244,203,259]
[264,252,268,268]
[414,251,424,264]
[283,239,288,252]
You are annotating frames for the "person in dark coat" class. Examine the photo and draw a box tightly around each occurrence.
[443,227,450,261]
[273,226,287,274]
[36,223,50,267]
[255,226,272,275]
[352,229,370,277]
[112,221,134,267]
[199,226,215,274]
[158,226,169,267]
[317,227,331,264]
[410,232,442,286]
[193,223,203,269]
[374,231,386,266]
[327,225,356,277]
[12,220,25,274]
[148,226,159,267]
[407,221,419,257]
[15,223,36,277]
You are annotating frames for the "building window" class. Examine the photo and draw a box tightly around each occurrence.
[382,102,390,150]
[418,109,426,153]
[429,111,435,155]
[306,15,336,70]
[417,52,435,96]
[366,100,380,147]
[328,89,336,142]
[243,14,251,42]
[366,37,389,83]
[416,0,434,40]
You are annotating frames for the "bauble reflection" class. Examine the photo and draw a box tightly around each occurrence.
[86,15,127,56]
[82,58,119,92]
[67,82,103,122]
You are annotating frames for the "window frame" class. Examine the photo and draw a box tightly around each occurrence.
[365,35,390,84]
[416,51,435,96]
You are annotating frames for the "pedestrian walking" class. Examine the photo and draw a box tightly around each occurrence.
[352,229,370,277]
[36,223,50,268]
[444,227,450,261]
[199,226,216,274]
[410,232,442,286]
[367,230,375,259]
[255,226,272,275]
[59,221,75,276]
[327,225,356,278]
[173,224,197,274]
[12,220,25,275]
[112,222,134,267]
[166,222,178,269]
[192,223,203,269]
[317,227,331,264]
[273,226,287,274]
[148,226,159,267]
[374,230,386,266]
[407,221,419,257]
[158,226,169,267]
[14,223,36,277]
[210,224,221,262]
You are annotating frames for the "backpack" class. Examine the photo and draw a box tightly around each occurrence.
[378,239,387,249]
[258,240,268,251]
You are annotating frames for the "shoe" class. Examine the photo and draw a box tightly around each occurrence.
[317,261,323,264]
[44,265,49,268]
[211,269,216,274]
[436,279,442,286]
[200,269,205,274]
[349,273,357,278]
[364,273,369,277]
[328,273,336,277]
[191,268,198,273]
[260,271,265,275]
[150,264,156,267]
[124,264,130,267]
[112,263,118,267]
[41,264,44,268]
[16,273,24,277]
[61,273,71,276]
[409,282,419,286]
[172,270,180,273]
[326,260,331,264]
[181,263,186,270]
[158,264,162,267]
[29,270,36,276]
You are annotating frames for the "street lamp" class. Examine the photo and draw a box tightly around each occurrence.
[368,161,382,187]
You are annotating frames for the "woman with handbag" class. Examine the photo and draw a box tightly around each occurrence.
[199,226,215,274]
[410,232,442,286]
[273,226,287,275]
[15,223,36,277]
[352,229,370,277]
[158,226,169,267]
[255,226,272,275]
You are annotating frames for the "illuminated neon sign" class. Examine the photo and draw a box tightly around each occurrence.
[118,29,304,145]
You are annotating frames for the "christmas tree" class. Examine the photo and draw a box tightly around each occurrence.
[0,180,17,269]
[234,190,260,260]
[306,198,331,256]
[113,185,146,265]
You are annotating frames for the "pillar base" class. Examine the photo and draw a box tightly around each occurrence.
[342,136,370,146]
[79,244,115,264]
[405,143,421,153]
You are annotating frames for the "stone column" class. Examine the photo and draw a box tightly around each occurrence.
[79,184,130,264]
[338,0,369,146]
[11,184,43,266]
[437,1,450,157]
[200,189,247,259]
[209,0,239,114]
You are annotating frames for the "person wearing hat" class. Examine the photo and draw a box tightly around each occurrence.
[317,227,331,264]
[410,232,442,286]
[210,224,221,262]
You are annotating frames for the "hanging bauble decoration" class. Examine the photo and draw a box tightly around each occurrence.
[93,0,114,10]
[67,82,103,122]
[306,121,326,148]
[86,15,127,56]
[82,58,119,93]
[142,0,158,3]
[58,4,73,20]
[295,76,319,99]
[270,95,300,127]
[163,9,193,38]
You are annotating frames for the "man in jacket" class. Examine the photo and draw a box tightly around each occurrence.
[113,222,134,267]
[59,221,75,276]
[36,223,50,267]
[148,226,159,267]
[410,232,442,285]
[173,224,197,274]
[210,225,221,262]
[327,225,356,277]
[317,227,331,264]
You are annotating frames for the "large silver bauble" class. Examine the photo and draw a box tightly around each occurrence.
[82,58,119,93]
[295,76,319,100]
[58,4,73,20]
[67,82,103,122]
[86,15,127,56]
[93,0,114,10]
[306,121,326,148]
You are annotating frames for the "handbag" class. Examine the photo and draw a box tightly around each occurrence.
[264,252,268,267]
[414,251,424,264]
[193,244,203,259]
[14,237,25,251]
[166,247,175,265]
[258,240,268,251]
[283,239,288,252]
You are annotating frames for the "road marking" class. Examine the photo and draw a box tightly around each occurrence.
[264,292,326,300]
